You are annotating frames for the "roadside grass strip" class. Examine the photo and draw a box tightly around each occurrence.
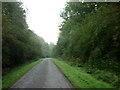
[2,58,43,88]
[52,58,114,88]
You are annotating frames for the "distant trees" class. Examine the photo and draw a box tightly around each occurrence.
[2,2,51,74]
[54,2,120,74]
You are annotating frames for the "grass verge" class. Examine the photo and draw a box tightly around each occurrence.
[2,58,43,88]
[52,58,114,88]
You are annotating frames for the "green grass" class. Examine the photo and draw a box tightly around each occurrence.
[52,58,114,88]
[2,58,43,88]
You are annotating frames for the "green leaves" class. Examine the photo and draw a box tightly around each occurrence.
[55,2,120,75]
[2,2,51,75]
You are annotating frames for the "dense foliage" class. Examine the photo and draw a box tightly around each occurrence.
[2,2,51,74]
[54,2,120,75]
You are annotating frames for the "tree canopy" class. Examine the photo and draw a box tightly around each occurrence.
[2,2,51,74]
[54,2,120,75]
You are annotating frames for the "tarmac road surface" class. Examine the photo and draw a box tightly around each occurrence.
[11,58,73,88]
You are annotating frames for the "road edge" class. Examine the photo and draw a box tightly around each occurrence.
[51,59,75,88]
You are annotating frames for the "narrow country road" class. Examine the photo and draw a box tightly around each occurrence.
[11,58,73,88]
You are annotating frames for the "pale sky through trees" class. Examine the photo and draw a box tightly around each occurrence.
[21,0,68,44]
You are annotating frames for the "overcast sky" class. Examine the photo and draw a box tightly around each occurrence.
[20,0,68,44]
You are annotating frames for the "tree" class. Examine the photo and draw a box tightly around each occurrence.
[54,2,120,74]
[2,2,51,75]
